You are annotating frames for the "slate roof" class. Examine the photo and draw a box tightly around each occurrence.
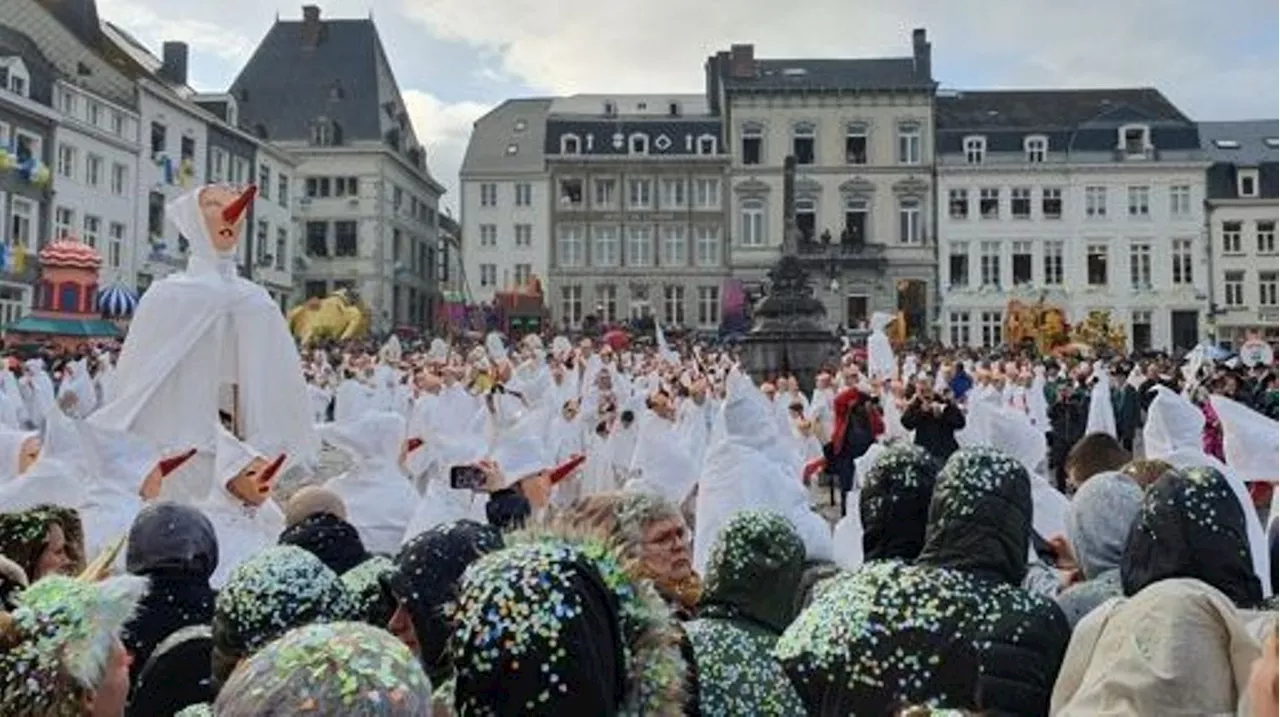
[0,25,59,106]
[722,58,931,92]
[229,18,386,143]
[545,119,723,156]
[1201,120,1280,200]
[461,98,552,176]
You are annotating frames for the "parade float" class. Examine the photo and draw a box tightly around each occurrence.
[1003,295,1071,355]
[1068,310,1128,356]
[3,238,121,348]
[492,276,547,339]
[286,288,372,346]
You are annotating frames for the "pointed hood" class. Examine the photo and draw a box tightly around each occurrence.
[0,428,36,485]
[318,412,404,471]
[213,426,262,491]
[426,337,449,363]
[1143,385,1204,460]
[166,186,221,261]
[1085,363,1116,438]
[484,332,508,361]
[1210,394,1279,483]
[0,409,88,511]
[489,413,549,485]
[627,414,698,505]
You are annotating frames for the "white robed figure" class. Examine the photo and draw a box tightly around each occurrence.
[1084,362,1117,438]
[319,412,420,555]
[90,184,317,502]
[866,312,897,382]
[201,426,287,588]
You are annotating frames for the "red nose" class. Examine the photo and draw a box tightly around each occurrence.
[221,185,258,223]
[259,453,287,484]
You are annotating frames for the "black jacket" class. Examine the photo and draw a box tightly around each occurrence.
[859,442,940,562]
[900,397,965,462]
[777,447,1070,717]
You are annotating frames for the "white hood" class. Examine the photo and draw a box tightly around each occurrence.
[1210,394,1279,484]
[320,412,417,554]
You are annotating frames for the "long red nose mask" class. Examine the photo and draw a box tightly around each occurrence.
[259,453,287,485]
[222,185,258,224]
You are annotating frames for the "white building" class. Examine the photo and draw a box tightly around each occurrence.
[1201,120,1280,350]
[459,98,552,304]
[245,141,298,309]
[50,79,141,288]
[936,89,1209,351]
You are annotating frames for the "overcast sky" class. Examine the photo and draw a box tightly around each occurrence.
[98,0,1280,213]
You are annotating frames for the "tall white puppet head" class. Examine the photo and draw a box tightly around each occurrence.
[166,184,258,261]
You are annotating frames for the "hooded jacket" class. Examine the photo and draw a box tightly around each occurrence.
[777,447,1070,717]
[1055,472,1142,627]
[859,442,940,562]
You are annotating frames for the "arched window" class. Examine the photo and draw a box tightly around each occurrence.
[963,135,986,164]
[628,133,649,155]
[560,133,581,155]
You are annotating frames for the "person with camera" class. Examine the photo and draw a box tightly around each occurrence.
[901,378,966,463]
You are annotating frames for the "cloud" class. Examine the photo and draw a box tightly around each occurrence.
[402,91,492,211]
[96,0,257,64]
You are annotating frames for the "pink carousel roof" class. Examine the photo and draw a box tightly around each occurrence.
[39,238,102,270]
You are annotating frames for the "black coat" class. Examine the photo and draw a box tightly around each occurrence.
[900,397,965,462]
[777,447,1070,717]
[859,442,940,562]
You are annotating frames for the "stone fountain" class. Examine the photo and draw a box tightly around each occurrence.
[740,156,842,393]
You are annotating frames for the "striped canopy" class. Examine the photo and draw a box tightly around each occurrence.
[97,282,139,318]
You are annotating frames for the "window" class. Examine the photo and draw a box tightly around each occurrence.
[255,221,269,263]
[480,183,497,207]
[795,198,817,241]
[1224,271,1245,307]
[82,215,101,249]
[603,101,617,116]
[583,178,612,209]
[478,225,497,247]
[1012,241,1032,285]
[1129,242,1152,289]
[897,122,921,164]
[1169,185,1191,217]
[1044,241,1064,286]
[147,191,164,238]
[558,226,584,267]
[560,134,581,154]
[979,241,1001,286]
[1025,136,1047,163]
[1085,186,1107,218]
[898,198,922,244]
[54,207,74,238]
[1258,221,1277,254]
[561,286,583,327]
[57,144,76,179]
[963,136,986,164]
[693,178,720,209]
[1171,239,1194,285]
[662,225,687,266]
[211,149,227,182]
[1213,139,1241,150]
[333,221,358,257]
[150,122,166,154]
[277,174,289,207]
[843,199,868,244]
[258,164,271,198]
[598,285,618,323]
[13,131,39,163]
[1127,186,1150,217]
[948,189,969,219]
[949,242,969,287]
[1011,188,1031,218]
[111,163,127,196]
[697,286,720,326]
[792,123,816,165]
[514,224,532,248]
[949,312,971,347]
[275,227,287,270]
[627,226,653,267]
[479,264,498,288]
[1238,169,1259,198]
[660,178,686,210]
[1120,125,1150,157]
[1222,221,1243,253]
[513,264,532,286]
[83,154,102,187]
[628,133,649,155]
[741,124,763,165]
[334,177,359,197]
[980,311,1003,348]
[230,157,248,184]
[181,137,196,162]
[1087,244,1108,286]
[559,178,584,208]
[845,123,868,164]
[110,112,123,136]
[663,285,686,325]
[310,120,336,146]
[58,88,76,115]
[1132,310,1152,351]
[593,226,619,267]
[514,183,532,207]
[741,200,765,247]
[627,178,652,210]
[4,195,33,252]
[696,135,717,155]
[88,102,101,126]
[1260,271,1278,307]
[306,177,331,198]
[694,226,720,266]
[108,222,125,268]
[979,188,1000,219]
[1041,188,1062,219]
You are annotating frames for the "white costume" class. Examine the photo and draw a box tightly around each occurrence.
[320,412,419,555]
[201,427,285,588]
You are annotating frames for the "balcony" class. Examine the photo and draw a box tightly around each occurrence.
[794,230,888,273]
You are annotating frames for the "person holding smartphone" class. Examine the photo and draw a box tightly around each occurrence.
[901,378,966,463]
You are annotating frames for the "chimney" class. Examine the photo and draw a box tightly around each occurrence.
[301,5,323,49]
[729,44,755,79]
[159,41,189,86]
[912,28,932,81]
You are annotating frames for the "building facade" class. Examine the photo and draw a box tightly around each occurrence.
[705,30,938,335]
[544,94,731,330]
[937,89,1209,351]
[50,77,140,288]
[230,5,444,331]
[1201,121,1279,349]
[460,98,552,305]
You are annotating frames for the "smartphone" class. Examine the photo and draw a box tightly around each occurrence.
[548,454,587,485]
[449,464,488,491]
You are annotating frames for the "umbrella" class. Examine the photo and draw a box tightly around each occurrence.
[97,282,139,319]
[602,329,630,351]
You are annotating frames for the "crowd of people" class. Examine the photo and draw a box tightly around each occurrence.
[0,182,1277,717]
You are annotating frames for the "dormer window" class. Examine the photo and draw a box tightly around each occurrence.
[309,119,339,147]
[0,58,30,98]
[696,134,717,155]
[1119,124,1150,158]
[514,119,527,132]
[629,133,649,155]
[560,134,581,155]
[1024,135,1048,163]
[1238,168,1260,198]
[963,136,986,164]
[603,101,617,117]
[668,101,681,117]
[1266,138,1279,149]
